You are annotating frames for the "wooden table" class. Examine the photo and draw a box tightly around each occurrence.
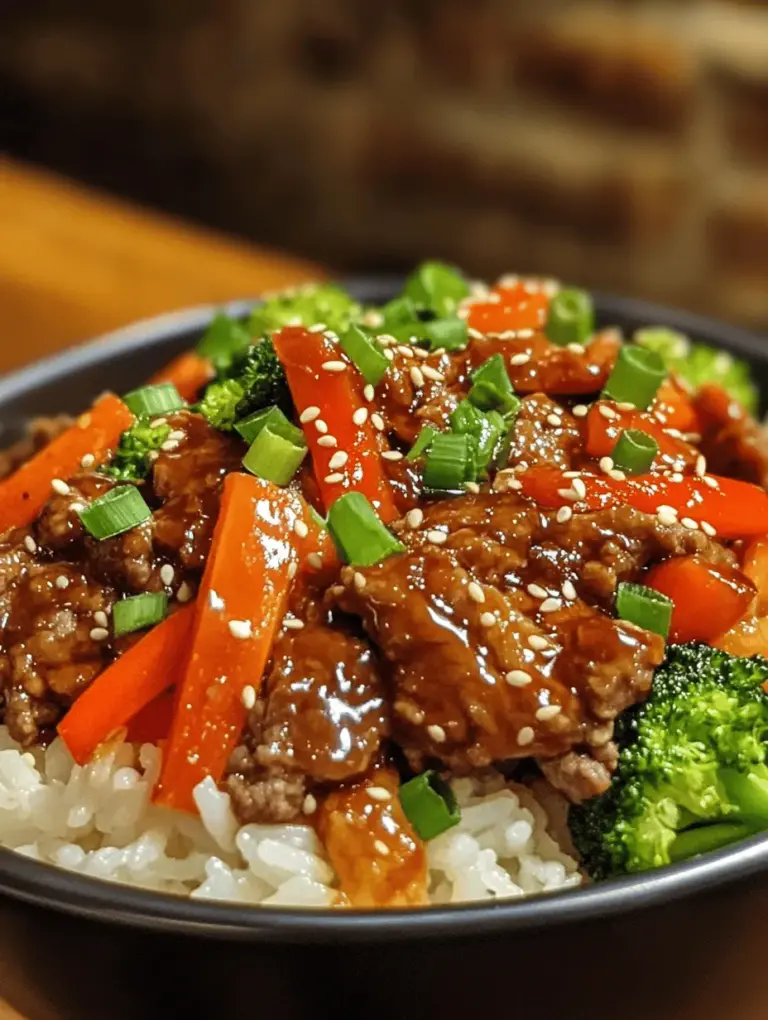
[0,157,324,1020]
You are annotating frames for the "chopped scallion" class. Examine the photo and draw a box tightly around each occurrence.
[338,325,390,386]
[235,406,305,447]
[545,288,595,347]
[616,581,673,639]
[421,316,468,352]
[611,429,659,475]
[381,295,419,330]
[406,425,439,461]
[326,492,405,567]
[399,770,461,841]
[78,486,152,540]
[602,345,667,410]
[113,592,169,638]
[242,427,307,485]
[403,261,470,317]
[123,383,184,418]
[423,433,473,491]
[469,354,518,413]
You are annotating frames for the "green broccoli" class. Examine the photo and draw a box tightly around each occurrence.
[196,338,290,430]
[635,327,758,414]
[102,419,172,482]
[570,643,768,880]
[248,283,361,338]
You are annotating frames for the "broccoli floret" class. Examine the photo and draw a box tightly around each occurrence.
[635,327,758,414]
[570,644,768,880]
[196,338,290,430]
[102,419,171,482]
[197,312,251,373]
[195,378,245,432]
[249,284,361,338]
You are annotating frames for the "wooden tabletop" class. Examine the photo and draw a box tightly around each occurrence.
[0,158,324,1020]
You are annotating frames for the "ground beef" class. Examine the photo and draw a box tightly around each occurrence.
[0,415,72,481]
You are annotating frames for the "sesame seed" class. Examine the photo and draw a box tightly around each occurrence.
[291,520,308,540]
[23,536,37,554]
[80,453,95,470]
[353,571,367,591]
[314,419,328,434]
[598,405,617,420]
[161,440,179,452]
[503,477,523,491]
[480,611,497,628]
[517,727,535,747]
[307,552,323,569]
[427,529,447,545]
[518,329,535,339]
[468,581,485,604]
[374,840,391,856]
[510,353,531,366]
[681,517,699,530]
[427,724,446,743]
[160,564,175,586]
[536,705,562,721]
[669,472,684,484]
[562,471,581,479]
[328,451,349,470]
[228,619,252,640]
[51,479,70,496]
[321,360,346,373]
[371,413,385,432]
[528,634,550,651]
[540,597,563,613]
[93,610,108,629]
[324,472,344,484]
[55,575,70,590]
[556,506,573,524]
[317,435,337,448]
[701,521,717,537]
[562,580,577,601]
[409,366,425,388]
[77,413,93,429]
[151,418,168,428]
[367,786,392,802]
[572,404,589,418]
[468,327,484,340]
[406,508,423,529]
[168,430,186,442]
[616,402,635,412]
[308,322,327,333]
[413,346,430,359]
[300,406,321,424]
[557,488,579,502]
[464,481,480,494]
[352,407,369,426]
[177,582,193,603]
[567,343,585,355]
[656,508,678,527]
[505,669,532,687]
[363,384,375,402]
[71,501,87,514]
[665,428,683,439]
[90,627,109,642]
[695,455,707,477]
[546,414,563,428]
[397,344,414,358]
[607,469,627,482]
[283,618,305,631]
[702,475,719,489]
[242,685,256,710]
[421,365,445,383]
[383,349,394,362]
[527,583,549,600]
[572,477,586,499]
[381,450,403,462]
[287,561,298,580]
[302,794,317,816]
[599,456,614,473]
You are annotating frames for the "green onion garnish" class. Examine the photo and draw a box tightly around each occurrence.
[611,429,659,475]
[326,492,405,567]
[123,383,185,418]
[406,425,439,461]
[545,288,594,346]
[242,426,307,486]
[615,581,673,638]
[338,325,390,387]
[633,326,690,362]
[399,770,461,841]
[381,295,419,330]
[602,345,667,410]
[235,406,305,447]
[421,316,468,352]
[423,432,474,491]
[404,261,470,317]
[469,354,518,413]
[113,592,169,638]
[78,486,152,540]
[196,312,251,372]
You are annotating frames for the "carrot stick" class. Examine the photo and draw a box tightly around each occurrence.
[124,687,177,746]
[153,473,305,812]
[273,326,400,522]
[58,605,196,765]
[149,351,213,402]
[0,393,134,536]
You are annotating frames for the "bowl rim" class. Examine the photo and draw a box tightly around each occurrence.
[1,278,768,943]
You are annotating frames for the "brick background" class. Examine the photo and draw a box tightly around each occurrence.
[1,0,767,327]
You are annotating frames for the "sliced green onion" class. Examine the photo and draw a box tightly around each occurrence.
[602,345,667,410]
[78,486,152,540]
[423,433,473,491]
[469,354,518,413]
[615,581,673,638]
[338,325,390,386]
[196,312,251,372]
[242,426,307,486]
[399,770,461,841]
[113,592,169,638]
[545,288,595,346]
[421,316,468,352]
[326,492,405,567]
[406,425,439,461]
[381,295,419,330]
[123,383,184,418]
[235,406,305,447]
[450,399,485,437]
[308,504,328,533]
[633,326,690,363]
[611,429,659,475]
[404,261,470,317]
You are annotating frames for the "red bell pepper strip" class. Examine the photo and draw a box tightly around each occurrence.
[645,556,756,644]
[584,400,698,469]
[0,393,134,536]
[652,377,700,433]
[58,605,196,765]
[519,466,768,540]
[272,325,399,522]
[124,687,177,746]
[149,351,214,403]
[153,473,305,812]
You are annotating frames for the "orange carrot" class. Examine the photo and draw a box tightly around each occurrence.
[0,393,134,536]
[124,687,177,746]
[149,351,213,402]
[273,326,399,522]
[153,473,305,812]
[58,605,196,765]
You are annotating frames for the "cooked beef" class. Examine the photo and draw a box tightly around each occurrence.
[695,383,768,488]
[0,415,72,481]
[540,750,613,803]
[377,349,462,446]
[502,393,583,472]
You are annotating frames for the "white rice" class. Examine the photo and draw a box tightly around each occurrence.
[0,726,581,907]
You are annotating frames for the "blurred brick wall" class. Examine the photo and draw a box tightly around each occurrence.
[1,0,767,326]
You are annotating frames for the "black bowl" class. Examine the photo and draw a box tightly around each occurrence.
[2,280,768,1020]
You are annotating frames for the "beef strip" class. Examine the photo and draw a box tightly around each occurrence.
[694,384,768,489]
[0,415,72,481]
[502,393,583,472]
